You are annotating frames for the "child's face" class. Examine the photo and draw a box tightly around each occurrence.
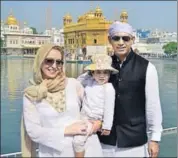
[92,70,111,84]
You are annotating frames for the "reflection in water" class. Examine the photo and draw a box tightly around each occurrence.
[0,57,177,156]
[66,62,87,78]
[1,58,34,111]
[66,63,79,78]
[7,59,22,111]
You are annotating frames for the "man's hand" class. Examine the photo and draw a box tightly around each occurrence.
[148,141,159,157]
[101,129,111,135]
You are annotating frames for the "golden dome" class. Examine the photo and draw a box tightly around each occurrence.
[6,9,18,25]
[95,6,102,13]
[86,11,95,18]
[120,10,128,17]
[64,13,72,19]
[120,10,128,23]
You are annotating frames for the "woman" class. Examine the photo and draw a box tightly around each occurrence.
[21,44,103,157]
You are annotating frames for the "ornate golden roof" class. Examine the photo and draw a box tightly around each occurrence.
[86,11,95,18]
[78,13,87,22]
[6,9,18,25]
[66,6,108,25]
[64,13,72,19]
[95,6,102,13]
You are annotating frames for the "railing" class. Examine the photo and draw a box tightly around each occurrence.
[162,127,177,135]
[1,150,39,158]
[147,127,177,136]
[1,152,22,157]
[1,127,177,157]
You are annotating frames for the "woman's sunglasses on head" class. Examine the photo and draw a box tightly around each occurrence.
[111,36,132,42]
[44,58,64,67]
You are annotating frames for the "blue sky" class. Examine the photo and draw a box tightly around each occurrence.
[1,1,177,33]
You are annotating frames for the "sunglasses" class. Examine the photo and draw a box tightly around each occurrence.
[44,58,64,67]
[111,36,131,42]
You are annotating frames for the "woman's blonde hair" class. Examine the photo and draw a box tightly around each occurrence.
[50,45,64,60]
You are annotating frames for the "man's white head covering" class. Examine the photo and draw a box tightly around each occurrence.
[108,21,134,37]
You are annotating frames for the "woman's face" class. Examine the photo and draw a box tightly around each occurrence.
[41,49,63,79]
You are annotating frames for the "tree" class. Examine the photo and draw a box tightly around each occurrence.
[0,38,3,47]
[162,42,177,55]
[30,27,38,34]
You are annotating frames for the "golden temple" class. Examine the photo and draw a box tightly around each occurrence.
[63,7,128,55]
[3,7,128,57]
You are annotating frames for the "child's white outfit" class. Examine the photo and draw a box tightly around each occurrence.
[73,72,115,152]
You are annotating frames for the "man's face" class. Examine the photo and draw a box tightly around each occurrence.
[109,32,135,57]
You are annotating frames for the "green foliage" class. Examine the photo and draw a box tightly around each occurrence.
[0,38,3,47]
[162,42,177,55]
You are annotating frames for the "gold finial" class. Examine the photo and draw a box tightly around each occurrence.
[90,1,94,11]
[96,6,102,12]
[65,13,72,19]
[120,9,128,23]
[90,1,93,10]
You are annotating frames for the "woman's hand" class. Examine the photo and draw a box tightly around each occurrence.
[64,121,88,136]
[41,79,49,86]
[88,120,102,134]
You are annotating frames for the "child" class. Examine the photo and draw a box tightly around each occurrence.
[73,54,118,157]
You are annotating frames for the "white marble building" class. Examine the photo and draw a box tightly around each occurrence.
[44,28,64,46]
[1,11,51,55]
[149,29,177,43]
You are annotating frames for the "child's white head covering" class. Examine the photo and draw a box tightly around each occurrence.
[84,54,118,74]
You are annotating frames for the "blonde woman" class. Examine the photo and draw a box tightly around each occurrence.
[21,44,102,157]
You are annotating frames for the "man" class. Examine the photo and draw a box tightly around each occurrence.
[97,21,163,157]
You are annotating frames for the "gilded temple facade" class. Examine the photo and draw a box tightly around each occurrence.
[63,7,132,59]
[63,7,113,59]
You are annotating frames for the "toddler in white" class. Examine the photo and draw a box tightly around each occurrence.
[73,54,118,157]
